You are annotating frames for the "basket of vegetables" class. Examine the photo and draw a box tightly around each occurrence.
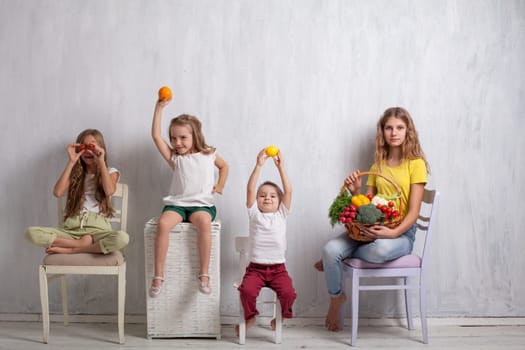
[328,171,404,242]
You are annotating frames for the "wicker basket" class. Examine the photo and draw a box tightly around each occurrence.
[341,171,404,242]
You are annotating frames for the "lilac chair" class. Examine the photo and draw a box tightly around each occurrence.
[341,189,439,346]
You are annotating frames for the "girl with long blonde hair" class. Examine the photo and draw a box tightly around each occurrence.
[315,107,430,332]
[25,129,129,254]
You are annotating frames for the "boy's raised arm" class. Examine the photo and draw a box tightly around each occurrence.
[247,149,266,208]
[275,151,292,209]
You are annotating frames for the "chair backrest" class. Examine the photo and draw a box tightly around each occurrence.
[57,183,129,232]
[235,236,250,278]
[416,189,439,270]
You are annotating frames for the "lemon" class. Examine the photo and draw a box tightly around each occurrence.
[265,145,279,157]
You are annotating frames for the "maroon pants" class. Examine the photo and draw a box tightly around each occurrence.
[237,262,297,321]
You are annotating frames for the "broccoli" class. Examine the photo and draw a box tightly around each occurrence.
[355,204,383,225]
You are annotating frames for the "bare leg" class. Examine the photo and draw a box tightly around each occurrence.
[152,211,183,289]
[325,293,347,332]
[189,211,212,287]
[314,258,324,272]
[235,317,256,337]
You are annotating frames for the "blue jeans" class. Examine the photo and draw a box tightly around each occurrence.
[322,225,416,296]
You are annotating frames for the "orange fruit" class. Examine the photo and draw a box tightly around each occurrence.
[158,86,172,101]
[265,145,279,157]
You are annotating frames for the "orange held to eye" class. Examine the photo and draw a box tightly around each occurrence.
[158,86,172,101]
[265,145,279,157]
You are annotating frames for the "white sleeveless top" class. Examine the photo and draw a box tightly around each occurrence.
[82,167,119,213]
[163,151,216,207]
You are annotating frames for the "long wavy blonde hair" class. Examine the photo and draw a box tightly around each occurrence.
[374,107,430,173]
[64,129,114,219]
[169,114,215,155]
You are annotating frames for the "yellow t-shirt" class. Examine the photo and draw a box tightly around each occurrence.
[366,158,427,216]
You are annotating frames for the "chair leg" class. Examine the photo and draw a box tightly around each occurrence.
[404,277,414,330]
[339,275,346,331]
[274,297,282,344]
[420,282,428,344]
[38,266,49,344]
[238,300,246,345]
[59,275,69,326]
[350,269,360,347]
[118,265,126,344]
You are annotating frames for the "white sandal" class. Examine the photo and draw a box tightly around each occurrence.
[149,276,165,298]
[198,274,211,295]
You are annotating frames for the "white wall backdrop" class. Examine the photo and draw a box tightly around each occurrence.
[1,0,524,320]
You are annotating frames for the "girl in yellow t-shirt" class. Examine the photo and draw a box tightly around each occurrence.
[315,107,430,332]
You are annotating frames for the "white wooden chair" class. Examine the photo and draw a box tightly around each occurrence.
[341,189,439,346]
[234,236,282,345]
[38,183,128,344]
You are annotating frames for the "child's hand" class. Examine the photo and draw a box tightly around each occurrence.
[256,149,267,166]
[344,170,362,194]
[156,98,171,109]
[272,151,283,167]
[67,144,82,163]
[91,143,105,163]
[212,183,224,194]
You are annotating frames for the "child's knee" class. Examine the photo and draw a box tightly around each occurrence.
[322,239,341,259]
[114,231,129,251]
[238,284,259,300]
[157,217,175,233]
[25,227,41,245]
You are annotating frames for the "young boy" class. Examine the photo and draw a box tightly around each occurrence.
[236,148,297,335]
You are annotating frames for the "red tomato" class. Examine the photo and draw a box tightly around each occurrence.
[366,194,373,200]
[388,201,395,208]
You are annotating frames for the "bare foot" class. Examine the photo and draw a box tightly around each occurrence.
[45,246,75,254]
[45,237,101,254]
[270,318,282,330]
[325,293,347,332]
[314,259,324,272]
[235,317,256,337]
[46,235,93,251]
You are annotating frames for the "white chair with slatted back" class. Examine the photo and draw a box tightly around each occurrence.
[38,183,128,344]
[234,236,282,345]
[341,189,439,346]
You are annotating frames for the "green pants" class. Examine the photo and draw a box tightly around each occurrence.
[25,212,129,254]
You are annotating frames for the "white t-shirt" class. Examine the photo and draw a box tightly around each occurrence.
[163,151,216,207]
[248,202,290,264]
[82,167,119,213]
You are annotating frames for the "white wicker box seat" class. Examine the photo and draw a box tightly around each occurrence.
[144,218,221,339]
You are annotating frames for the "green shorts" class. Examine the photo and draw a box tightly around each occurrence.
[162,205,217,222]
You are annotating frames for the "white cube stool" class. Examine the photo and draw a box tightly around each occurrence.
[144,218,221,339]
